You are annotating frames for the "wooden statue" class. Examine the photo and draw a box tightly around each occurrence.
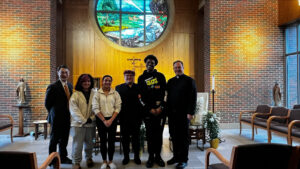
[16,78,26,105]
[273,82,282,106]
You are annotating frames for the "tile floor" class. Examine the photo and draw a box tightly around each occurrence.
[0,127,298,169]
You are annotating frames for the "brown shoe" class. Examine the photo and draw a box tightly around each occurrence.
[86,158,94,168]
[72,163,81,169]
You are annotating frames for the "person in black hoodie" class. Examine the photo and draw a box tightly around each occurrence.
[167,60,197,169]
[116,70,142,165]
[138,55,166,168]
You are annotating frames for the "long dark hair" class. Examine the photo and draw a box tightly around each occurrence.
[75,74,94,92]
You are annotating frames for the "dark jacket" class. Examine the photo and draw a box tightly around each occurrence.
[167,74,197,118]
[45,80,73,126]
[138,69,166,117]
[116,83,142,124]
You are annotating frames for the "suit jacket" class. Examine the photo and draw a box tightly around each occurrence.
[45,80,73,126]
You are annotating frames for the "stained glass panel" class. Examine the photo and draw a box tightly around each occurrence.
[97,0,120,11]
[145,0,168,14]
[121,0,145,13]
[95,0,169,48]
[97,13,120,43]
[145,15,167,43]
[121,14,144,47]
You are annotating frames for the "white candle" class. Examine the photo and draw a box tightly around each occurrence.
[212,75,215,91]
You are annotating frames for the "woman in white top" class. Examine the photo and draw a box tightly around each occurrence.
[92,75,122,169]
[69,74,96,169]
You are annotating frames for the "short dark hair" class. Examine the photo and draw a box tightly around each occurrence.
[173,60,184,67]
[57,65,69,72]
[102,75,113,82]
[123,70,135,76]
[75,74,94,92]
[144,55,158,65]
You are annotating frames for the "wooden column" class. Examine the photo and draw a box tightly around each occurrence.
[12,105,30,137]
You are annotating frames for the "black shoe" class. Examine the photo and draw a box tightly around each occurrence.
[61,157,72,164]
[122,156,130,165]
[167,157,178,165]
[155,156,165,167]
[86,158,94,168]
[146,158,154,168]
[176,162,188,169]
[134,156,141,165]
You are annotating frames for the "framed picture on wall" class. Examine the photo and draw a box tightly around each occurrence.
[191,92,209,125]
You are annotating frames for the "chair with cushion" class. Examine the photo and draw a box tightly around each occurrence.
[239,105,271,139]
[0,114,14,142]
[251,106,289,141]
[288,109,300,145]
[267,109,300,144]
[0,151,60,169]
[205,143,300,169]
[294,105,300,109]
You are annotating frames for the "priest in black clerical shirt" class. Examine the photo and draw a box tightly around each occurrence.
[166,60,197,169]
[116,70,142,165]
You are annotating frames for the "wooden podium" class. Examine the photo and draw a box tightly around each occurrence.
[12,104,30,137]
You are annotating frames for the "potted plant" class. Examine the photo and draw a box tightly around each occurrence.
[202,111,220,148]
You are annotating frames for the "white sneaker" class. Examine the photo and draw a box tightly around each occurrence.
[108,162,117,169]
[100,163,107,169]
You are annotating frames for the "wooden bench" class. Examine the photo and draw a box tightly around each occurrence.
[0,114,14,143]
[240,106,290,141]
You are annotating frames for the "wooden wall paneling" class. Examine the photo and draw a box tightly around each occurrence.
[173,13,196,33]
[278,0,300,26]
[63,0,199,88]
[174,33,193,77]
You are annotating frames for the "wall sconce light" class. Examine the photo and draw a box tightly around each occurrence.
[299,0,300,6]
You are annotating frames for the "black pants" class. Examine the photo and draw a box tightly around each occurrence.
[96,117,117,161]
[144,115,166,158]
[49,123,70,159]
[120,122,141,156]
[169,115,190,163]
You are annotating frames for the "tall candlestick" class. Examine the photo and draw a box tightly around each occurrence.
[212,75,215,91]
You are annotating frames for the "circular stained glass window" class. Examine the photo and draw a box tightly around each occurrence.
[93,0,173,51]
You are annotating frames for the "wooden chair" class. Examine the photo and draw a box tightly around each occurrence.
[267,109,300,144]
[0,114,14,143]
[0,151,60,169]
[252,106,290,141]
[288,109,300,145]
[239,105,271,139]
[205,143,300,169]
[293,104,300,109]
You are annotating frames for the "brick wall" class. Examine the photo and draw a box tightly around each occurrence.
[208,0,284,123]
[0,0,54,127]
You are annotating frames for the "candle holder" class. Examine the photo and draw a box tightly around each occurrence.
[212,89,216,113]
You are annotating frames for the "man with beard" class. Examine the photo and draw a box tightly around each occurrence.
[138,55,166,168]
[167,60,197,169]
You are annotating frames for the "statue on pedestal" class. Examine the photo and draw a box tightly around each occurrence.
[16,78,26,105]
[273,82,282,106]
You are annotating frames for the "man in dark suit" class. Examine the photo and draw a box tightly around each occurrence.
[116,70,142,165]
[45,65,73,164]
[167,60,197,169]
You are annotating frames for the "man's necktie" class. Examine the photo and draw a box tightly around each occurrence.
[64,84,70,101]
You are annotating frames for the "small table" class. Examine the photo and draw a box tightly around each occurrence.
[33,120,48,140]
[189,124,206,151]
[12,104,30,137]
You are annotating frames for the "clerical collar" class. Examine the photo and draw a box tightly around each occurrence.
[176,74,184,79]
